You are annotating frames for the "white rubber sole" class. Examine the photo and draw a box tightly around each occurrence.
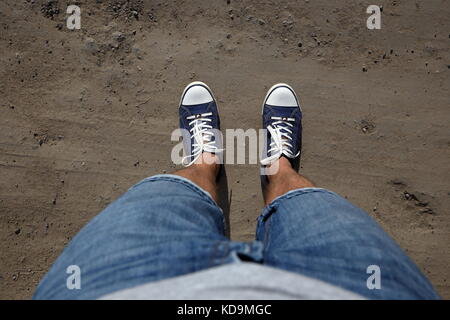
[261,83,301,113]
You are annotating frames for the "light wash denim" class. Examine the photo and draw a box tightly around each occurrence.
[33,174,439,300]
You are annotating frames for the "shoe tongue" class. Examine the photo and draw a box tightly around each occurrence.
[269,107,295,151]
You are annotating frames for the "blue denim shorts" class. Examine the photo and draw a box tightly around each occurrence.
[33,175,439,300]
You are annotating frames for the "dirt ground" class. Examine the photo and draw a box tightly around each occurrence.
[0,0,449,299]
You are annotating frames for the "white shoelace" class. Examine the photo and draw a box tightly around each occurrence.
[182,112,223,167]
[260,116,300,166]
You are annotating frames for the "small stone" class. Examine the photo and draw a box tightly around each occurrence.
[404,191,419,201]
[420,208,434,215]
[84,37,99,53]
[15,228,21,235]
[112,31,125,42]
[390,179,405,186]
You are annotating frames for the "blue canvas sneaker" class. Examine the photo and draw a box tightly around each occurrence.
[260,83,302,171]
[179,81,223,166]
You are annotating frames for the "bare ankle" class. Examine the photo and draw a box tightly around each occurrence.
[173,153,220,203]
[263,157,315,205]
[193,153,220,177]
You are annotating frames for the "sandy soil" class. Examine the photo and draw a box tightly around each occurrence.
[0,0,449,299]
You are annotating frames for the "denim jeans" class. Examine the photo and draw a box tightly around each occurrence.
[33,174,439,300]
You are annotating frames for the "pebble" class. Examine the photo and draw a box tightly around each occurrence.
[112,31,125,42]
[84,37,99,53]
[257,19,266,25]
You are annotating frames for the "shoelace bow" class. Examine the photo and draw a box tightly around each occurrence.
[260,116,300,166]
[182,112,223,166]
